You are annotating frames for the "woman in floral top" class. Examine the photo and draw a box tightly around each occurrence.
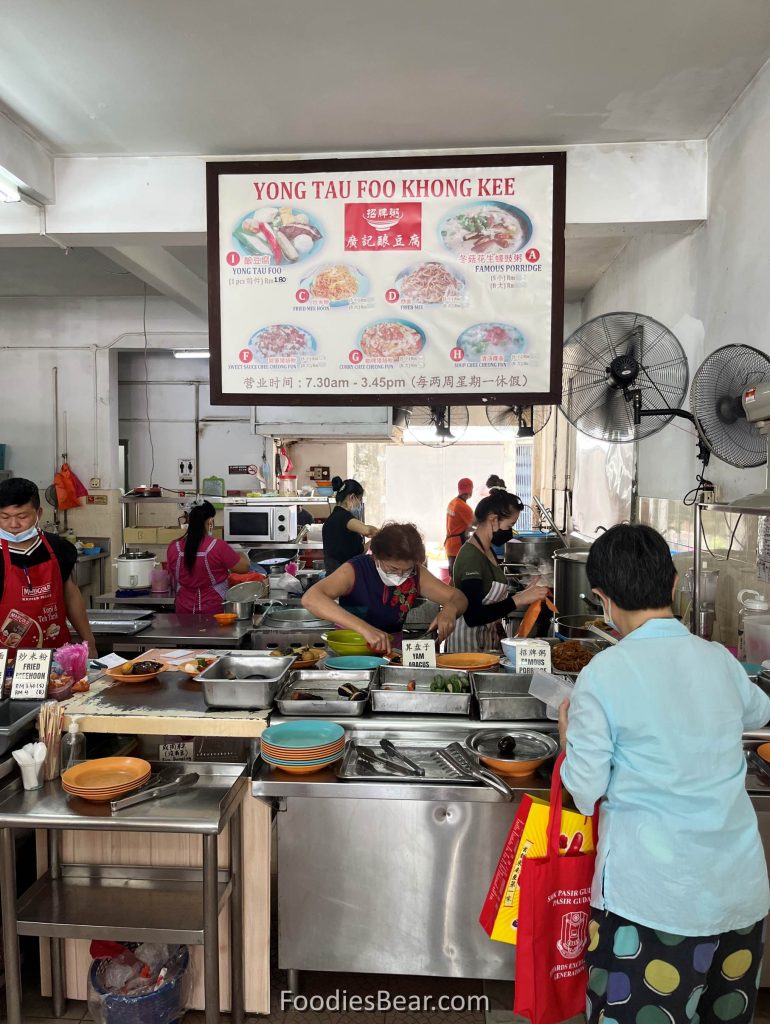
[302,523,467,654]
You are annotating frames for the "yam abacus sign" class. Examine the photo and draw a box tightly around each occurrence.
[402,639,437,669]
[10,649,53,700]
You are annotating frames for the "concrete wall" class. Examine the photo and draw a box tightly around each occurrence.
[582,60,770,504]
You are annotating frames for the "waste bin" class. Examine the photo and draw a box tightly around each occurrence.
[88,946,190,1024]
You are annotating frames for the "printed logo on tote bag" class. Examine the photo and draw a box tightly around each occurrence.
[556,910,589,960]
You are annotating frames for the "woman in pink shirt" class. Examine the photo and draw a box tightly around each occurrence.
[167,502,249,614]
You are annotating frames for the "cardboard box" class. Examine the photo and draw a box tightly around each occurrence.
[123,527,158,544]
[156,527,186,543]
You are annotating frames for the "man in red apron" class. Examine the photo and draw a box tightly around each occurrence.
[0,478,96,657]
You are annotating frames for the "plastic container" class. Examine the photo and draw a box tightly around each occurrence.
[745,614,770,666]
[60,718,86,774]
[737,590,769,661]
[528,669,574,720]
[88,945,189,1024]
[151,567,171,594]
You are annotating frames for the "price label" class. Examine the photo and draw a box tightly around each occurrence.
[514,640,552,673]
[402,639,437,669]
[159,741,194,762]
[11,649,53,700]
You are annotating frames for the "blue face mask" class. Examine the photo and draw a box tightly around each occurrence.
[0,525,39,544]
[349,504,363,520]
[601,597,618,633]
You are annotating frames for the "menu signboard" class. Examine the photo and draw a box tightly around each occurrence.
[207,154,565,406]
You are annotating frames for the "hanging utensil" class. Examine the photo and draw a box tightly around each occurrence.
[532,495,569,549]
[584,622,619,645]
[379,738,425,776]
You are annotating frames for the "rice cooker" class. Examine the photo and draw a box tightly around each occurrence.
[115,550,157,590]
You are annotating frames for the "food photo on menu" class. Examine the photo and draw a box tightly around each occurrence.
[232,205,323,264]
[395,260,466,305]
[299,263,369,306]
[247,324,317,364]
[439,201,533,255]
[356,319,426,362]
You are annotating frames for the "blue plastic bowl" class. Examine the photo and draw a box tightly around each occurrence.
[324,655,387,671]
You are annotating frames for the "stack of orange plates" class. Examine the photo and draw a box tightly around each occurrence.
[61,757,152,803]
[260,721,345,776]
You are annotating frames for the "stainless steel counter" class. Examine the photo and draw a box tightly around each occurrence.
[111,613,253,651]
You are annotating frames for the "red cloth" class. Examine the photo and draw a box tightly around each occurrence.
[0,533,72,648]
[167,536,241,614]
[513,752,598,1024]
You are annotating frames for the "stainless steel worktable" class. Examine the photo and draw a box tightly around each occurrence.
[0,763,247,1024]
[110,613,253,652]
[93,590,176,609]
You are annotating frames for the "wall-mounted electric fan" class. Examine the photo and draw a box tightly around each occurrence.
[560,312,690,443]
[406,405,469,448]
[690,344,770,508]
[486,404,552,438]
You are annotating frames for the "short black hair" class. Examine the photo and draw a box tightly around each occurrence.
[0,478,41,510]
[586,524,676,610]
[474,490,524,522]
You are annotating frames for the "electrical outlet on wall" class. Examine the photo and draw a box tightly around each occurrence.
[89,477,101,489]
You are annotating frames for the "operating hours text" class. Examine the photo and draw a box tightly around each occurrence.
[305,377,350,389]
[360,377,405,391]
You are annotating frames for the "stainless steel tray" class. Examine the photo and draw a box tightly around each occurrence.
[0,700,42,756]
[370,667,472,715]
[337,739,476,783]
[275,670,373,717]
[472,671,547,721]
[195,654,295,709]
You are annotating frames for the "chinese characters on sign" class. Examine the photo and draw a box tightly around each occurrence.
[402,639,437,669]
[11,649,53,700]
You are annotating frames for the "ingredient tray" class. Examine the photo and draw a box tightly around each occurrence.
[275,670,373,717]
[337,739,476,782]
[472,672,547,721]
[195,653,295,709]
[370,667,472,715]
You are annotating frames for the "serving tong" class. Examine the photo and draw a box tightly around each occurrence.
[353,743,417,777]
[379,738,425,776]
[110,766,199,813]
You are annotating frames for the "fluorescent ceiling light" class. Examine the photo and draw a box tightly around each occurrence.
[0,171,21,203]
[173,350,210,359]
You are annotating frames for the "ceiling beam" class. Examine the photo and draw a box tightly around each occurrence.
[97,245,207,319]
[0,110,55,202]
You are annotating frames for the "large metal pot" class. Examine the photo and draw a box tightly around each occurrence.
[505,534,562,566]
[224,580,267,620]
[552,547,601,619]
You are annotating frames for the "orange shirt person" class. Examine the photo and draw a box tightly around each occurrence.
[445,478,474,574]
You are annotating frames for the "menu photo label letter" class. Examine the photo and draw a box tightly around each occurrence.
[11,649,53,700]
[402,639,437,669]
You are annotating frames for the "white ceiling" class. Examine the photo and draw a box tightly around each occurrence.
[1,0,769,155]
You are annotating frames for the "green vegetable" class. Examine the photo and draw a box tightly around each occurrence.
[431,673,469,694]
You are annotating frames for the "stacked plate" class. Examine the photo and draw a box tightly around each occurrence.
[260,721,345,775]
[61,757,152,803]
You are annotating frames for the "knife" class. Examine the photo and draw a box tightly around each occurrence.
[110,772,199,813]
[379,738,425,776]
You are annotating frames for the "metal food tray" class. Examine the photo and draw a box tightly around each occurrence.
[195,653,295,710]
[0,700,42,756]
[275,670,373,717]
[472,671,547,721]
[337,739,476,783]
[370,667,472,715]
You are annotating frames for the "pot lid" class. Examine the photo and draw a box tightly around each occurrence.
[467,729,558,762]
[553,549,589,563]
[118,550,156,560]
[225,581,265,602]
[263,607,332,627]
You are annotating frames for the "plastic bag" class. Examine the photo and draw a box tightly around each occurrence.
[51,641,89,696]
[87,943,191,1024]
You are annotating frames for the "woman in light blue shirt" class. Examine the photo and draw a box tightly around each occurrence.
[560,524,770,1024]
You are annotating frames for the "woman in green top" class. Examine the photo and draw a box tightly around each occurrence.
[446,491,550,652]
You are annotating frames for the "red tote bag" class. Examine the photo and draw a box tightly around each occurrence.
[513,752,599,1024]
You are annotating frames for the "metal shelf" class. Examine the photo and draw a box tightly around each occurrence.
[16,865,231,944]
[699,501,770,517]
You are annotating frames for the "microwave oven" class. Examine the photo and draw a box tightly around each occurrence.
[223,504,298,543]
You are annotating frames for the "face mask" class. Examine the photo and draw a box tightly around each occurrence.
[349,504,362,520]
[491,526,514,546]
[376,563,412,588]
[0,525,38,544]
[601,597,618,633]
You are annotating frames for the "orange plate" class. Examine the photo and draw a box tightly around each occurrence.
[213,612,238,625]
[62,770,151,793]
[105,662,168,683]
[261,741,344,760]
[62,757,152,791]
[757,743,770,764]
[270,756,342,776]
[478,754,545,778]
[436,653,500,671]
